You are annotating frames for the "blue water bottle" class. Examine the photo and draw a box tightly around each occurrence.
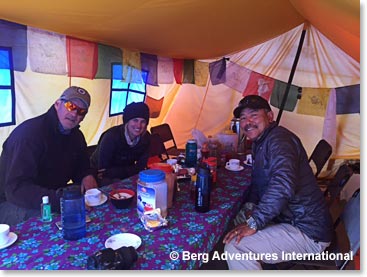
[60,185,86,240]
[185,139,197,167]
[195,166,211,213]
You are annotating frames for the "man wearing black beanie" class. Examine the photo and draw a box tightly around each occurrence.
[90,102,151,184]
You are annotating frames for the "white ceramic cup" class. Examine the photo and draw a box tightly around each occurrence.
[246,154,253,165]
[166,158,178,166]
[85,188,102,205]
[0,224,10,246]
[226,159,240,170]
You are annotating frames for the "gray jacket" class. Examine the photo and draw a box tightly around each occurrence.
[248,122,333,243]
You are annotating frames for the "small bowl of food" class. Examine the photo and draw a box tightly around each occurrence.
[109,189,135,209]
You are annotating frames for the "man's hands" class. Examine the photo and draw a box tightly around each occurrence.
[223,223,257,244]
[81,174,98,193]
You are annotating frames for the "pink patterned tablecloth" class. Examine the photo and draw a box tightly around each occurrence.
[0,166,251,270]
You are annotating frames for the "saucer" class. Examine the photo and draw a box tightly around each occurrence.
[105,233,142,250]
[85,194,108,207]
[0,232,17,250]
[225,165,244,172]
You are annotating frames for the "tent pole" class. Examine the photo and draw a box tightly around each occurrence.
[276,25,307,124]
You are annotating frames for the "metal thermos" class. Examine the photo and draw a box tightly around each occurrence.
[195,166,211,213]
[185,139,197,167]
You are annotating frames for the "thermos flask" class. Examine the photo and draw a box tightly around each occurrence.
[195,166,211,213]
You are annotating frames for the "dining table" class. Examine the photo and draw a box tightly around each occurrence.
[0,165,252,270]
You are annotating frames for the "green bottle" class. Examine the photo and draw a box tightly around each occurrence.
[41,196,52,222]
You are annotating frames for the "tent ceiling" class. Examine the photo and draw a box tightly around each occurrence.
[0,0,360,61]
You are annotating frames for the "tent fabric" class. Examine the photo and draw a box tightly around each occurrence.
[0,1,361,165]
[229,24,359,88]
[0,0,359,61]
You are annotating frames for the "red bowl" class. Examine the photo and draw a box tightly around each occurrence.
[109,189,135,209]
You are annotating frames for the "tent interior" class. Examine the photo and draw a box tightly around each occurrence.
[0,0,360,177]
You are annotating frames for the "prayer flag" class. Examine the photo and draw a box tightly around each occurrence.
[183,59,195,84]
[66,37,98,79]
[95,44,122,79]
[122,49,142,83]
[270,80,299,111]
[0,20,27,72]
[243,71,274,100]
[336,85,360,114]
[173,59,183,84]
[209,58,226,85]
[225,61,251,92]
[322,88,336,151]
[141,53,158,86]
[194,61,209,87]
[157,57,174,84]
[297,88,330,117]
[28,27,67,75]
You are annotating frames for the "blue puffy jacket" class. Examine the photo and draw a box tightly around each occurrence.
[248,122,333,243]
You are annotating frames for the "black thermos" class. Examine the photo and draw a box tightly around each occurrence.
[195,166,211,213]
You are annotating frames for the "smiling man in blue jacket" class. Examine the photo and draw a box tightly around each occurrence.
[223,95,333,270]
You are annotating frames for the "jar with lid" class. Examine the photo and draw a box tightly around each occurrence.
[137,169,168,218]
[185,139,197,167]
[60,185,86,240]
[149,163,177,209]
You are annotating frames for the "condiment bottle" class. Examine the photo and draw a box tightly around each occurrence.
[41,196,52,222]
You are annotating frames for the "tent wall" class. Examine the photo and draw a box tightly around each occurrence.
[0,67,359,162]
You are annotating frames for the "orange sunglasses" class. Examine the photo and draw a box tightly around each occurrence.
[63,101,88,116]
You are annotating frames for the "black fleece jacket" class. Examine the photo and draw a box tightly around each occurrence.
[90,124,150,180]
[0,106,93,212]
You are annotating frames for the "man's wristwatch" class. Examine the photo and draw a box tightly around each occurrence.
[246,216,257,230]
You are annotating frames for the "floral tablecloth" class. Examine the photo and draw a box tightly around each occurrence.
[0,167,251,270]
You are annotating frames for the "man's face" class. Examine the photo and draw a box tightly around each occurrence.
[126,118,147,140]
[54,98,87,130]
[239,108,274,141]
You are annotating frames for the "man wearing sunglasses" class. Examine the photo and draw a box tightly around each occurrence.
[0,86,98,225]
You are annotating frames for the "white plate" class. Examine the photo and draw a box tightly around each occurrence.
[243,161,253,167]
[225,165,244,171]
[0,232,17,250]
[105,233,142,250]
[85,194,108,207]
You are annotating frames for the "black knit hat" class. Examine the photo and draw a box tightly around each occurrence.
[233,95,271,118]
[123,102,150,124]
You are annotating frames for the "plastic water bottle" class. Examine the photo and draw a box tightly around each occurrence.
[185,139,197,167]
[60,185,86,240]
[195,166,211,213]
